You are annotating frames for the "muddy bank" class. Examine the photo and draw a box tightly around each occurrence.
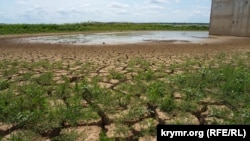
[0,35,250,63]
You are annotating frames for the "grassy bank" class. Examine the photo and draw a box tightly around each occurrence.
[0,23,209,35]
[0,51,249,140]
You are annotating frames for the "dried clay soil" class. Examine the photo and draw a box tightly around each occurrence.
[1,35,250,63]
[0,35,250,141]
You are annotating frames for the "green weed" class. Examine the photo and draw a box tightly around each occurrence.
[34,72,54,86]
[7,130,42,141]
[0,80,9,90]
[100,132,115,141]
[51,131,79,141]
[108,69,126,80]
[160,95,176,113]
[0,51,249,140]
[135,69,154,81]
[146,81,166,105]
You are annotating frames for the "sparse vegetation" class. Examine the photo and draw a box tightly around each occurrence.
[0,23,209,35]
[0,51,249,140]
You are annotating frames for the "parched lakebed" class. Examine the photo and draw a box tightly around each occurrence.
[0,36,250,140]
[19,31,210,45]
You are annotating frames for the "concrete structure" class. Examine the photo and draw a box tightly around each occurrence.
[209,0,250,36]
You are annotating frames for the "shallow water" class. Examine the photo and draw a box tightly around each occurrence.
[23,31,209,45]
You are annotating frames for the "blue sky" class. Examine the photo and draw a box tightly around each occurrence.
[0,0,211,24]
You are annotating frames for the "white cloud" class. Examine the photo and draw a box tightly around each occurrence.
[116,10,128,15]
[16,6,50,23]
[168,4,210,23]
[133,13,142,16]
[192,5,210,16]
[107,2,129,9]
[196,0,209,2]
[170,10,187,21]
[135,3,164,13]
[0,0,211,23]
[81,3,91,8]
[56,8,68,16]
[91,8,103,14]
[106,2,130,16]
[148,0,168,4]
[146,5,164,10]
[55,7,85,18]
[70,7,85,15]
[17,0,33,6]
[173,10,182,14]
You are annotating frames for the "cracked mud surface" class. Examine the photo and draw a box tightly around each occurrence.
[0,35,250,140]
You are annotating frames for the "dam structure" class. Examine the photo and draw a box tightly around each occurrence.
[209,0,250,37]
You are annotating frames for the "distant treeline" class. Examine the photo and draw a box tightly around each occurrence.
[0,22,209,34]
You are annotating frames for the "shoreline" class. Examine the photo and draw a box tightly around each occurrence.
[0,34,250,68]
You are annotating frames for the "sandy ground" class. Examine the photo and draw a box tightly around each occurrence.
[0,35,250,64]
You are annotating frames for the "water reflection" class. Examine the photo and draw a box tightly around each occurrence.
[23,31,209,45]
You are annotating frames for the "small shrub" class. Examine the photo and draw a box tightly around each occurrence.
[135,70,154,81]
[109,69,126,80]
[0,80,9,90]
[146,81,166,105]
[51,132,79,141]
[100,132,115,141]
[8,130,42,141]
[160,96,176,113]
[55,81,71,99]
[34,72,54,86]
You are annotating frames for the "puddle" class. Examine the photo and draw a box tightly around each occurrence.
[20,31,209,45]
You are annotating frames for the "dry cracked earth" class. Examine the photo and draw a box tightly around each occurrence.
[0,35,250,141]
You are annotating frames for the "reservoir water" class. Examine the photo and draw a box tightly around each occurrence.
[22,31,209,45]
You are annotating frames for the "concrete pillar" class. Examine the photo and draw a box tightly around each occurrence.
[209,0,250,37]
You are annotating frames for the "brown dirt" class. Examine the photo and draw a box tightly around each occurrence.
[0,35,250,140]
[1,35,250,64]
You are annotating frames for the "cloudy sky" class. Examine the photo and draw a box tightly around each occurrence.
[0,0,211,24]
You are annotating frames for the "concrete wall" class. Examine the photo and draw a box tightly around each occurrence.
[209,0,250,36]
